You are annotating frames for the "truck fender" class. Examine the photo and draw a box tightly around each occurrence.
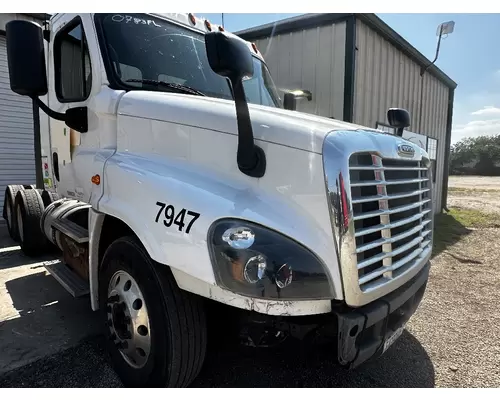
[88,151,342,313]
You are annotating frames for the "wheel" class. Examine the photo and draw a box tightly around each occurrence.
[41,190,63,208]
[14,189,49,256]
[99,236,207,387]
[3,185,27,241]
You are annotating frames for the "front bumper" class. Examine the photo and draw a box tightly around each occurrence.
[233,261,430,369]
[333,262,429,368]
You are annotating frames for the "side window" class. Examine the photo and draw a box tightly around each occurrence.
[376,122,395,134]
[242,76,275,107]
[54,18,92,102]
[427,138,438,183]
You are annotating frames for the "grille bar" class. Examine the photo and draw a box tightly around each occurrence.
[352,188,430,204]
[350,177,429,187]
[353,199,431,221]
[350,166,428,171]
[349,152,433,291]
[355,209,431,238]
[356,219,432,253]
[357,235,424,270]
[358,246,428,285]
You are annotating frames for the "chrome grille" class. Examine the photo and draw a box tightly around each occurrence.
[349,153,433,291]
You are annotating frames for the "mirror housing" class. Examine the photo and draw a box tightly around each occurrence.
[5,19,88,133]
[283,90,313,111]
[206,31,265,178]
[387,108,411,137]
[205,31,253,81]
[6,20,48,97]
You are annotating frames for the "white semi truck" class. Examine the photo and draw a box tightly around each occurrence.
[2,13,433,387]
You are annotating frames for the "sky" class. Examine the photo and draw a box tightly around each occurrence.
[202,13,500,145]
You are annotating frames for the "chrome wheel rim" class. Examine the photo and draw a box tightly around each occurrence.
[107,270,151,369]
[16,206,24,242]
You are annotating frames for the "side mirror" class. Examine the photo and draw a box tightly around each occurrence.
[205,31,253,81]
[206,31,265,178]
[5,19,88,133]
[387,108,411,137]
[283,90,313,111]
[6,20,48,97]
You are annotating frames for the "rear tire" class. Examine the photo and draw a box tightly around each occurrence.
[3,185,26,242]
[41,190,63,208]
[14,189,49,256]
[99,236,207,387]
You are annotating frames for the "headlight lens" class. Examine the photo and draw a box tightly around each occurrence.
[208,219,333,300]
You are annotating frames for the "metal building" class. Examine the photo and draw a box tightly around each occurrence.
[237,13,457,213]
[0,14,47,225]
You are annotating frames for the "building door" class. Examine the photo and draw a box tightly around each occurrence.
[0,35,36,225]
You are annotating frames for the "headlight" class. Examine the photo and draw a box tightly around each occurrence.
[208,219,333,300]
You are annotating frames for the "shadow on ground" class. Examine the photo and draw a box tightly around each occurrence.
[0,324,435,388]
[0,266,101,375]
[432,212,472,258]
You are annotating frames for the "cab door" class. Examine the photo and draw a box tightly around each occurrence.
[47,14,101,203]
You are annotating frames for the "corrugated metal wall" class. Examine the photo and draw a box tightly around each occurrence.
[254,21,347,119]
[0,35,36,225]
[353,20,450,212]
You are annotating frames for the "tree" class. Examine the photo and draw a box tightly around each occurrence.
[450,134,500,176]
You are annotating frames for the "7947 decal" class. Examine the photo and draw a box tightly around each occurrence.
[154,201,200,234]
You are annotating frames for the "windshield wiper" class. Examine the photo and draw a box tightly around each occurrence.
[125,79,206,96]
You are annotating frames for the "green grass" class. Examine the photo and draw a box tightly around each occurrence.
[448,186,500,194]
[432,207,500,257]
[446,207,500,228]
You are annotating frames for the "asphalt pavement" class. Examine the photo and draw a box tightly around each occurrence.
[0,329,434,388]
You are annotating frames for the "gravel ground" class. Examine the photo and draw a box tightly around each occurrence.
[447,175,500,214]
[448,176,500,191]
[1,176,499,387]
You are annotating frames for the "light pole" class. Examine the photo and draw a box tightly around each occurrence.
[418,20,455,134]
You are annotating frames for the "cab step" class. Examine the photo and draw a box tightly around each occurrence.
[51,218,89,243]
[45,262,90,297]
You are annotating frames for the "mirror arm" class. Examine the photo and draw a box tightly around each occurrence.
[32,96,88,133]
[32,96,65,121]
[231,77,266,178]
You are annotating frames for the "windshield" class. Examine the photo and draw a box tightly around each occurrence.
[95,13,282,108]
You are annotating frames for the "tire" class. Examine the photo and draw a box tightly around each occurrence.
[14,189,49,256]
[99,236,207,388]
[3,185,26,242]
[41,190,63,208]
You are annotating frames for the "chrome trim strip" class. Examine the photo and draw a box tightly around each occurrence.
[322,130,434,307]
[352,199,431,221]
[351,188,430,204]
[355,209,431,238]
[356,219,431,253]
[350,177,429,187]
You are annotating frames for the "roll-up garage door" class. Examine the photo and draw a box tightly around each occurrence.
[0,35,36,225]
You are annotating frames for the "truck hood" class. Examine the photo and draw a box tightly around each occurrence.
[117,91,380,154]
